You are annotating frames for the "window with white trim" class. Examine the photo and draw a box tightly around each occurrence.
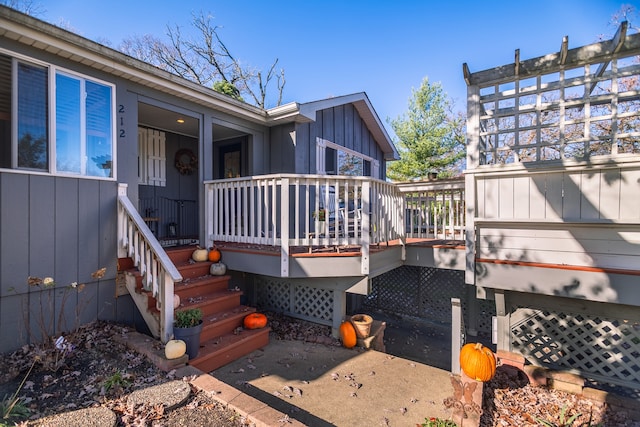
[0,51,115,178]
[316,137,379,177]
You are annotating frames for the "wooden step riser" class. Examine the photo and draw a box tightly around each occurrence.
[179,293,242,317]
[190,328,270,373]
[201,320,243,342]
[200,309,255,342]
[178,263,214,280]
[175,276,231,300]
[166,247,200,264]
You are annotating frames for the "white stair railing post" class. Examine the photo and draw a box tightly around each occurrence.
[160,270,174,343]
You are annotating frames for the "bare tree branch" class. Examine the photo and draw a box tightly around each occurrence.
[119,11,285,108]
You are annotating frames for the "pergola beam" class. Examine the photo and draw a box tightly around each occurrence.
[464,21,638,87]
[560,36,568,65]
[585,21,628,99]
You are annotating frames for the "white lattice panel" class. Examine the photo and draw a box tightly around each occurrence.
[256,277,333,326]
[294,285,333,322]
[511,309,640,389]
[257,278,290,312]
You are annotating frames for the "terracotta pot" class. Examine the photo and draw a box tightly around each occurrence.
[351,314,373,339]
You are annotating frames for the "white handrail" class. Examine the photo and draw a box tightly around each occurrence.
[117,184,181,343]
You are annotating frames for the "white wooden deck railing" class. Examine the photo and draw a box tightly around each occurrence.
[204,175,466,276]
[117,184,182,343]
[204,174,406,276]
[396,178,466,240]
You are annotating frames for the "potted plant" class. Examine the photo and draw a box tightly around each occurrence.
[173,308,203,360]
[313,209,327,236]
[313,208,327,222]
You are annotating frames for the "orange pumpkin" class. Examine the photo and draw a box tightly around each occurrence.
[208,246,221,262]
[243,313,267,329]
[339,321,357,348]
[460,342,496,382]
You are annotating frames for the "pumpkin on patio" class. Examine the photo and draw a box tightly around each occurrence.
[459,342,496,382]
[192,247,208,262]
[243,313,268,329]
[208,246,221,262]
[164,339,186,359]
[339,321,357,348]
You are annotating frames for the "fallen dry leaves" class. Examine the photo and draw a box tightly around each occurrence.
[0,321,248,426]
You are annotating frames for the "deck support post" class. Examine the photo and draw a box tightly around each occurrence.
[332,287,346,338]
[494,290,510,352]
[451,297,462,375]
[466,284,478,337]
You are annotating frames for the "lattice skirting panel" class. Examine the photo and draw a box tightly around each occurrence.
[511,308,640,391]
[256,277,334,326]
[364,266,495,335]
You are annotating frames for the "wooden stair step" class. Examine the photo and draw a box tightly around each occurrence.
[177,289,243,316]
[174,275,231,299]
[190,327,270,373]
[165,246,201,264]
[174,261,215,280]
[200,305,255,342]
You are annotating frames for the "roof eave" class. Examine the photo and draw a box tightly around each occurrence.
[299,93,399,160]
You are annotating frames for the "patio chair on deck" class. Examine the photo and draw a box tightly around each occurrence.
[319,185,343,237]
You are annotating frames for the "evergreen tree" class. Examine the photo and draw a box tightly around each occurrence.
[387,78,465,181]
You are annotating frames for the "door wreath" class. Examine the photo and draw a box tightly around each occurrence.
[175,149,197,175]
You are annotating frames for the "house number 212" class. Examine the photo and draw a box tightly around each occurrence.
[118,104,126,138]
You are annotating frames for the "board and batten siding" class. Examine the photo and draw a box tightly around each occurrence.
[270,123,296,173]
[0,172,137,353]
[294,104,384,178]
[475,167,640,221]
[473,165,640,306]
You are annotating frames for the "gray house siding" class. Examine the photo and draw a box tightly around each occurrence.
[269,123,296,173]
[0,173,129,352]
[295,104,385,178]
[0,37,280,352]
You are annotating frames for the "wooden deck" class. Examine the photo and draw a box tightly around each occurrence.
[209,238,467,279]
[213,238,465,257]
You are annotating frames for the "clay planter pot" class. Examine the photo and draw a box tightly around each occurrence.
[351,314,373,339]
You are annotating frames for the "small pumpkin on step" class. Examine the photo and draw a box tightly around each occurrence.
[209,262,226,276]
[191,247,208,262]
[243,313,268,329]
[208,246,221,262]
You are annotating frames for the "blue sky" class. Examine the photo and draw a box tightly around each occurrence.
[36,0,637,138]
